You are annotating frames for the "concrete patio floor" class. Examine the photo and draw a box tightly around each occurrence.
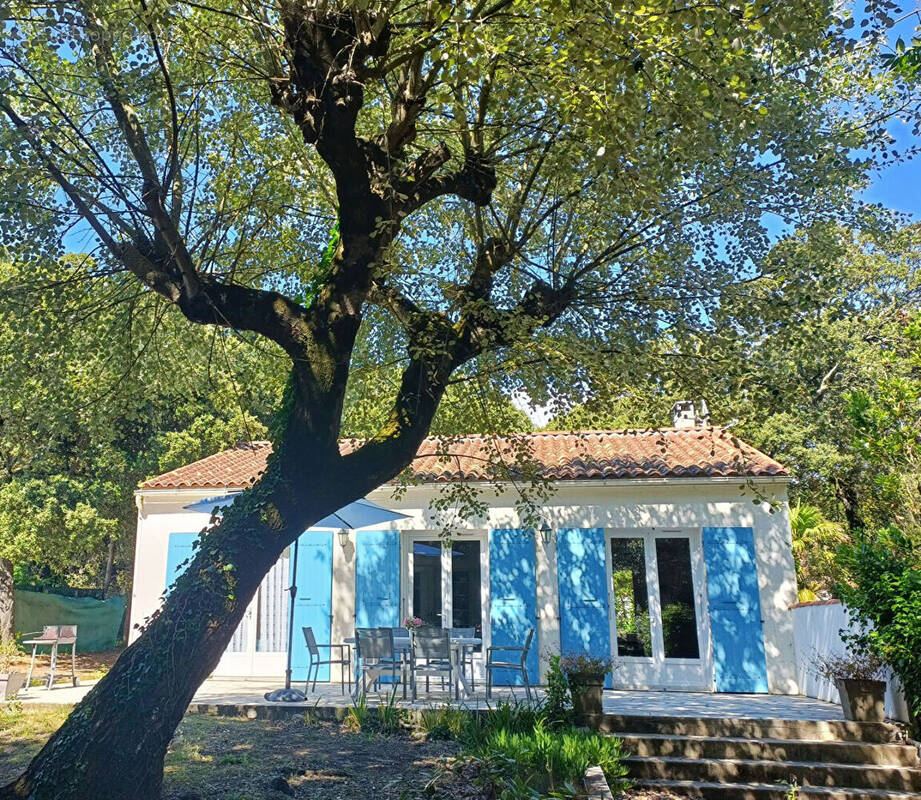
[17,677,845,721]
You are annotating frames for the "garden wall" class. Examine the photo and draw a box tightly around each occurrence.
[791,599,910,723]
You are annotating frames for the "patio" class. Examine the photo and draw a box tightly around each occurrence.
[17,677,845,721]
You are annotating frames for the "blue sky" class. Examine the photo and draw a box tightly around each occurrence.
[863,120,921,218]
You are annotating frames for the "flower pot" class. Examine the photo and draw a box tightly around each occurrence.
[0,671,26,700]
[569,673,605,727]
[835,678,887,722]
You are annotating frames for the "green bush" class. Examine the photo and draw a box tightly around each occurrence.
[837,526,921,732]
[465,716,628,798]
[543,655,572,725]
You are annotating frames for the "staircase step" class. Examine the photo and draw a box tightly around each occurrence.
[601,713,901,743]
[632,778,921,800]
[615,732,920,767]
[625,755,921,793]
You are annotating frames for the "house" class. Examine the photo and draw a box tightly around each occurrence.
[129,404,799,695]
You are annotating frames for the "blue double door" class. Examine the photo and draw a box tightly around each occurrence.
[352,530,540,687]
[556,527,769,693]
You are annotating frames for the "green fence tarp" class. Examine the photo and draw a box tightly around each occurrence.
[14,590,125,652]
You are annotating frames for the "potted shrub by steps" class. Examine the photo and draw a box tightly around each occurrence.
[814,645,888,722]
[560,653,617,728]
[0,638,27,701]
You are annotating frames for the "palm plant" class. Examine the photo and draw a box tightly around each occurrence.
[790,503,849,601]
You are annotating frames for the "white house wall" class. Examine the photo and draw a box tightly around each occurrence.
[131,477,797,694]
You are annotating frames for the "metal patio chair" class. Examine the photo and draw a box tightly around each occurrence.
[485,627,534,701]
[450,626,477,692]
[302,627,351,694]
[354,627,405,698]
[410,626,456,700]
[23,625,78,690]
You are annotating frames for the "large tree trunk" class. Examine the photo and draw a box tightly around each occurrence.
[0,557,14,642]
[0,423,379,800]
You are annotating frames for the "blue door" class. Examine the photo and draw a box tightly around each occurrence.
[489,529,538,685]
[702,527,769,693]
[165,533,198,591]
[355,530,401,628]
[557,528,613,688]
[290,530,334,682]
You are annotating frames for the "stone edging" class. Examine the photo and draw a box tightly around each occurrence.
[583,765,614,799]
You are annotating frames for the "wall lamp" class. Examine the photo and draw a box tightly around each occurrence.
[539,521,554,546]
[337,528,350,548]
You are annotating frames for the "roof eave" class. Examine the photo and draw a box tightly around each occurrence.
[135,473,791,498]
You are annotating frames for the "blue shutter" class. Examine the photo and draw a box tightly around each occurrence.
[355,530,401,629]
[165,533,198,591]
[290,530,334,682]
[557,527,613,688]
[702,527,769,693]
[489,529,538,685]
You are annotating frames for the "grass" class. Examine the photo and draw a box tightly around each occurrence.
[0,703,72,774]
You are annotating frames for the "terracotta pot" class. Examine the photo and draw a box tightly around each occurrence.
[569,673,605,727]
[835,678,887,722]
[0,671,26,700]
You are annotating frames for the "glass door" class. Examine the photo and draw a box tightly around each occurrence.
[608,530,710,690]
[403,533,487,666]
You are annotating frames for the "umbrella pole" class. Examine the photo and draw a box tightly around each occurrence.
[284,536,299,691]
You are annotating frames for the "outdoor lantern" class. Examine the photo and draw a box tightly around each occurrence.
[539,521,553,545]
[337,528,350,548]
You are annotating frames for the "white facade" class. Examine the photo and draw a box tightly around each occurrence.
[131,476,798,694]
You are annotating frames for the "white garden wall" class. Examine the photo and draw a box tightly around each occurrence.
[791,599,910,722]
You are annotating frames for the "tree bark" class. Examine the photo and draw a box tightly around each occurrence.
[0,558,14,643]
[0,404,402,800]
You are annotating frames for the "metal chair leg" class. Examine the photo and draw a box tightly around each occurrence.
[46,644,58,690]
[486,667,492,699]
[26,645,37,691]
[70,644,77,687]
[522,666,531,702]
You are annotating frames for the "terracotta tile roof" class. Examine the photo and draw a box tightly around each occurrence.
[138,428,788,490]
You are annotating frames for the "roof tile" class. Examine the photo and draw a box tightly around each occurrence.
[138,428,788,490]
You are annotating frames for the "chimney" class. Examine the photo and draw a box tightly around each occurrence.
[672,399,710,428]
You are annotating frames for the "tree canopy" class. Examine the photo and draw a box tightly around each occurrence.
[0,1,912,796]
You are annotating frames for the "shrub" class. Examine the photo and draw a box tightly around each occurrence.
[559,653,616,680]
[465,716,628,798]
[543,655,572,725]
[812,644,888,682]
[837,526,921,732]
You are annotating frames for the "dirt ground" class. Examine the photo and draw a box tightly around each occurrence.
[0,707,458,800]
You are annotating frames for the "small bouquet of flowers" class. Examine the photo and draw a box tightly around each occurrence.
[402,616,424,629]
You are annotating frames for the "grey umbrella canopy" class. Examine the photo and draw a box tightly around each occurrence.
[183,492,408,701]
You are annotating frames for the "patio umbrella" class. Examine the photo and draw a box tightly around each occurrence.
[183,493,408,701]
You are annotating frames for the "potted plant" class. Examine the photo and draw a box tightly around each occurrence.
[813,645,888,722]
[0,638,26,701]
[560,653,617,728]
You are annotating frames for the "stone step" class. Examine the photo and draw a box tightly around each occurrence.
[600,713,901,743]
[632,778,921,799]
[615,732,920,767]
[625,755,921,793]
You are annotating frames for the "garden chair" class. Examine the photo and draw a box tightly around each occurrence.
[302,626,351,695]
[354,627,405,698]
[410,626,457,701]
[485,627,534,702]
[450,626,477,692]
